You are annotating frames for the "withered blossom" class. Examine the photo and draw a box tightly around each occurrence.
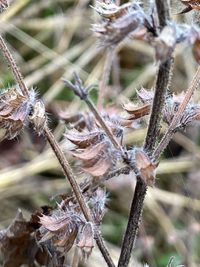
[38,189,106,258]
[134,150,158,186]
[0,86,36,139]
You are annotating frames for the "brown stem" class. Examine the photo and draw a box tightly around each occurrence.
[153,66,200,160]
[85,96,121,150]
[97,49,114,109]
[118,178,147,267]
[118,1,172,267]
[0,35,29,96]
[0,34,115,267]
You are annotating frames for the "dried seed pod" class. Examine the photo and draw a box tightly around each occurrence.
[135,149,158,186]
[0,87,36,139]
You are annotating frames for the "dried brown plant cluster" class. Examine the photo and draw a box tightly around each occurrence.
[0,1,199,267]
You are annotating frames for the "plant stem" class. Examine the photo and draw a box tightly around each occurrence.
[153,66,200,160]
[118,177,147,267]
[97,48,114,109]
[118,1,172,266]
[0,34,115,267]
[0,35,29,96]
[85,96,121,150]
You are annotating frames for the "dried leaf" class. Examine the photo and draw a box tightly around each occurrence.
[135,150,158,186]
[65,129,104,148]
[0,210,48,267]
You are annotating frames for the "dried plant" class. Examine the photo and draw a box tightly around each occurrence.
[0,1,200,267]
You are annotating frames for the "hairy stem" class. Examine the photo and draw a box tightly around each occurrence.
[153,66,200,160]
[118,1,172,266]
[97,49,114,109]
[118,178,147,267]
[0,35,29,96]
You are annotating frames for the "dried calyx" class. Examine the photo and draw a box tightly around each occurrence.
[0,86,36,139]
[92,1,200,63]
[0,86,47,140]
[38,188,106,258]
[178,0,200,14]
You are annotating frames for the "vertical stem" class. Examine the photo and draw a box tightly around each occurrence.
[0,35,29,96]
[97,49,114,109]
[118,1,172,267]
[117,178,147,267]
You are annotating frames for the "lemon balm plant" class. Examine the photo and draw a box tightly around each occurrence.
[0,0,200,267]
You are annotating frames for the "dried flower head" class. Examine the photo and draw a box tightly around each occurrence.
[0,86,36,139]
[66,129,119,176]
[92,2,146,47]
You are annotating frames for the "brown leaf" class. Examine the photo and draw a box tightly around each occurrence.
[0,210,48,267]
[65,129,104,148]
[123,102,151,118]
[135,150,158,186]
